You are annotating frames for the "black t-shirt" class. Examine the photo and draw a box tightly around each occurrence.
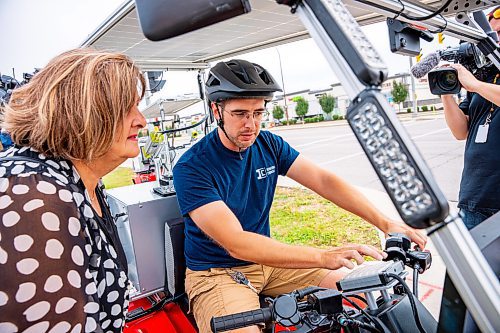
[458,69,500,211]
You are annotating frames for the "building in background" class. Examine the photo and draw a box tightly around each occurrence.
[271,73,441,121]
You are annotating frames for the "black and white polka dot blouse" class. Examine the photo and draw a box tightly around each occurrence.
[0,146,131,333]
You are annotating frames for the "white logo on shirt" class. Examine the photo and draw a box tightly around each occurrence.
[256,165,276,180]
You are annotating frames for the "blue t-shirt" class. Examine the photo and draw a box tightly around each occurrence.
[173,129,299,271]
[458,69,500,211]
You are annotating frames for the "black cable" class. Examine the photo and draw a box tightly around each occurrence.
[347,294,368,305]
[413,266,420,298]
[428,15,448,34]
[385,273,426,333]
[400,0,453,21]
[393,0,405,20]
[338,312,381,333]
[341,295,384,333]
[125,294,174,322]
[159,114,209,134]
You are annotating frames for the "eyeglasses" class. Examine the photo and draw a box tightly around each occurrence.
[224,110,269,121]
[488,8,500,20]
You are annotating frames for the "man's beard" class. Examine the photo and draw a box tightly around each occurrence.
[227,129,259,149]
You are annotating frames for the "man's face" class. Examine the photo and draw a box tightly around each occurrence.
[213,98,266,151]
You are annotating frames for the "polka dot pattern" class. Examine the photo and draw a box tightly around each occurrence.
[42,212,60,231]
[14,234,34,252]
[0,148,129,332]
[2,210,20,227]
[15,282,36,303]
[44,275,63,293]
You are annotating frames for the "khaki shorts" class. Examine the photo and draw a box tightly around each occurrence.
[185,264,330,333]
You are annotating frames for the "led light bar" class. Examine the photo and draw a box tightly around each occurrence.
[346,89,449,228]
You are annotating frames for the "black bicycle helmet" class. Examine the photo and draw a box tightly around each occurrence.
[206,59,282,102]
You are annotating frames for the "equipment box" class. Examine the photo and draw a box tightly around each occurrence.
[106,182,182,300]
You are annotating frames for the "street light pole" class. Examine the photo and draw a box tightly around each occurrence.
[276,48,289,125]
[409,56,418,116]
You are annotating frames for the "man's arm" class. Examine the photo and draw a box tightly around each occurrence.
[286,156,427,249]
[474,80,500,105]
[189,201,386,270]
[441,94,469,140]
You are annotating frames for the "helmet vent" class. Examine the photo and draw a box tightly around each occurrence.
[207,76,220,87]
[228,61,253,84]
[256,65,274,85]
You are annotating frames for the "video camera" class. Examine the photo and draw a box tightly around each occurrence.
[0,70,38,106]
[0,75,19,106]
[430,42,495,95]
[440,42,491,75]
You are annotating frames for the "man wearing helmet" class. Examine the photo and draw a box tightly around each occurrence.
[173,59,426,333]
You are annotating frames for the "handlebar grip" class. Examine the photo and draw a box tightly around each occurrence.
[211,308,272,332]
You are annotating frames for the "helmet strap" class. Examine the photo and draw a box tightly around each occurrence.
[214,103,232,144]
[214,102,246,156]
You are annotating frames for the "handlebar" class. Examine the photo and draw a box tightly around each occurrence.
[211,234,432,333]
[210,308,272,332]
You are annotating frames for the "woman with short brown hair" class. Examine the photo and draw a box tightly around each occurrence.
[0,48,146,332]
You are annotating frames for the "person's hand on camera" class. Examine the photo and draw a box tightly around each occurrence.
[449,63,481,92]
[321,244,387,270]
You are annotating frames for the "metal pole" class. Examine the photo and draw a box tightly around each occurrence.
[409,57,418,116]
[345,0,487,42]
[293,1,500,330]
[345,0,500,69]
[430,215,500,332]
[276,48,290,125]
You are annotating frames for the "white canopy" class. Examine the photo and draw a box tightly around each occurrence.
[81,0,446,70]
[141,98,202,119]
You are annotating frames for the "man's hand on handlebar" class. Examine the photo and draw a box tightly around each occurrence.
[320,244,387,270]
[384,220,427,249]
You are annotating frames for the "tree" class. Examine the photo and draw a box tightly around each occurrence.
[391,81,409,112]
[272,105,284,122]
[318,94,336,120]
[293,96,309,121]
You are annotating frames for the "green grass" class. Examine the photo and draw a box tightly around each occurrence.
[103,168,380,248]
[102,167,135,189]
[270,187,380,249]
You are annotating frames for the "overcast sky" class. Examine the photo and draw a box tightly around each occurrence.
[1,0,461,97]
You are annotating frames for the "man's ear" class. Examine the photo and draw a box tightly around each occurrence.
[211,102,220,119]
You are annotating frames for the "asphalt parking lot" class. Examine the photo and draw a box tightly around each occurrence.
[270,112,464,206]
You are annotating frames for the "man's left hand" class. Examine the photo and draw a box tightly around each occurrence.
[384,221,427,249]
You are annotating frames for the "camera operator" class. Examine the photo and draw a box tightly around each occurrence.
[488,6,500,40]
[440,41,500,229]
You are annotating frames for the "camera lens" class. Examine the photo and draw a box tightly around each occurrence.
[437,71,458,91]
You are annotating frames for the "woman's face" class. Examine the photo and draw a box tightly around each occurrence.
[107,97,146,161]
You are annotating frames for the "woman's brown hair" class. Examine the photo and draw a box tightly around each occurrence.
[2,48,145,161]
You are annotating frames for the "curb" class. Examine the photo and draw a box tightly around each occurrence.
[269,111,444,132]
